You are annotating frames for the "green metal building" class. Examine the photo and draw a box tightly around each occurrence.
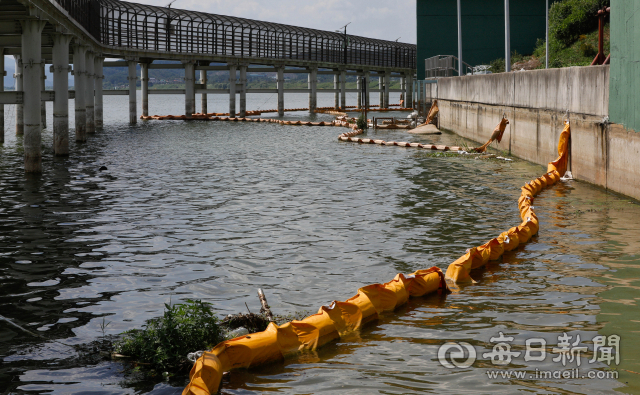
[416,0,549,79]
[609,0,639,133]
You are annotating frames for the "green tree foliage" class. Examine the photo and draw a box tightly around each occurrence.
[550,0,610,47]
[356,113,368,130]
[114,300,222,372]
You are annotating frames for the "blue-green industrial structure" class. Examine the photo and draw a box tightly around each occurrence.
[416,0,550,79]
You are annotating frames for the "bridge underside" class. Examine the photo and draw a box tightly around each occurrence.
[0,0,416,172]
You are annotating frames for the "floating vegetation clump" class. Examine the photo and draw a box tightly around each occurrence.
[114,299,223,372]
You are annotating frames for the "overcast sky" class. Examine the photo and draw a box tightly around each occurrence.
[4,0,416,86]
[155,0,417,44]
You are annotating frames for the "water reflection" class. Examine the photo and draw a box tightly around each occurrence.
[1,94,639,394]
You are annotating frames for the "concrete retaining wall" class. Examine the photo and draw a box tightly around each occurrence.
[434,65,640,201]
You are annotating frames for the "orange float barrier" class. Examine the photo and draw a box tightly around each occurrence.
[445,121,571,283]
[475,117,510,153]
[183,268,449,395]
[181,118,571,395]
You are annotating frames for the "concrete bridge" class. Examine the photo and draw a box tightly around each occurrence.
[0,0,417,172]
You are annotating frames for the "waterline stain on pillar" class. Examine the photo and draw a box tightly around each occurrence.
[94,56,104,130]
[52,33,72,155]
[21,19,46,173]
[14,55,23,136]
[277,65,284,116]
[308,66,317,113]
[239,64,247,117]
[184,61,195,118]
[40,63,46,129]
[85,51,95,134]
[340,69,346,110]
[228,64,236,117]
[0,49,4,145]
[72,43,87,141]
[127,58,137,124]
[141,62,149,117]
[200,69,207,114]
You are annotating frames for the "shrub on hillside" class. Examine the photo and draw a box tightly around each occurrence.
[550,0,610,47]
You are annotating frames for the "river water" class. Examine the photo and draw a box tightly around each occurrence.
[1,93,639,394]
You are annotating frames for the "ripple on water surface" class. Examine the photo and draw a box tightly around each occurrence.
[1,94,639,394]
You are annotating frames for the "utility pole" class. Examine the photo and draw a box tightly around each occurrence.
[505,0,511,72]
[337,22,351,64]
[457,0,462,75]
[545,0,549,68]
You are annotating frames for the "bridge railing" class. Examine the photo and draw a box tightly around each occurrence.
[52,0,101,39]
[96,0,415,69]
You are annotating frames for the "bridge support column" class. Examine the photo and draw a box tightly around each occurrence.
[13,56,23,136]
[52,33,71,155]
[95,56,103,129]
[141,62,149,117]
[308,67,317,113]
[406,73,413,108]
[378,76,383,108]
[239,65,247,117]
[401,76,406,106]
[127,58,137,124]
[85,51,95,134]
[40,64,46,129]
[356,74,362,110]
[200,69,207,114]
[340,69,346,110]
[333,74,339,110]
[384,72,390,108]
[73,44,86,140]
[228,64,236,117]
[21,19,46,173]
[184,61,195,118]
[0,49,4,145]
[364,70,370,110]
[277,65,284,116]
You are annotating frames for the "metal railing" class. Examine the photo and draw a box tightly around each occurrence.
[51,0,417,69]
[52,0,101,39]
[425,55,474,77]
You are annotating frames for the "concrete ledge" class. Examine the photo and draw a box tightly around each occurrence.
[438,98,640,201]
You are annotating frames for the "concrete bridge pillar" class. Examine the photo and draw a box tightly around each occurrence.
[308,67,317,113]
[239,65,247,117]
[85,51,95,133]
[200,69,207,114]
[40,64,46,129]
[141,62,149,117]
[406,73,413,108]
[277,65,284,116]
[356,74,362,110]
[13,56,23,136]
[340,69,346,110]
[378,76,384,108]
[364,70,370,109]
[72,43,87,140]
[228,64,236,117]
[0,49,4,145]
[401,76,406,106]
[333,73,339,110]
[94,56,104,129]
[52,33,71,155]
[20,19,46,173]
[184,61,195,118]
[384,71,390,108]
[127,58,137,124]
